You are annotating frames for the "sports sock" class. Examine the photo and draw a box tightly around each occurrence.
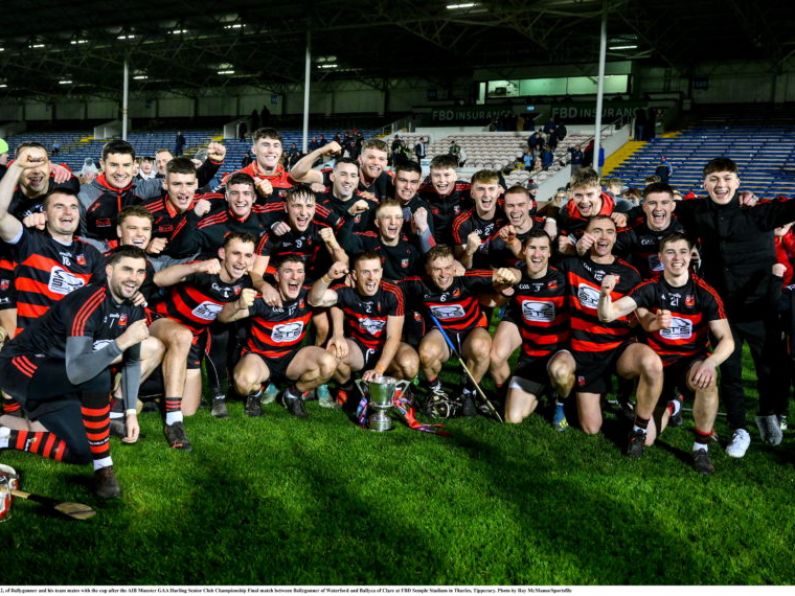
[632,415,650,434]
[164,396,183,426]
[693,428,712,452]
[667,399,682,417]
[2,398,22,415]
[81,399,111,464]
[6,429,71,461]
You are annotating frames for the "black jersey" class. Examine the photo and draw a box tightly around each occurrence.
[419,181,472,246]
[255,220,334,282]
[141,193,225,241]
[558,256,641,354]
[3,283,144,361]
[334,282,404,352]
[317,192,377,234]
[153,271,252,335]
[401,271,494,334]
[614,220,684,279]
[10,177,81,221]
[451,208,507,269]
[246,288,313,360]
[629,274,725,365]
[322,168,393,201]
[486,218,550,268]
[341,232,423,281]
[10,228,106,334]
[507,268,569,358]
[168,206,267,259]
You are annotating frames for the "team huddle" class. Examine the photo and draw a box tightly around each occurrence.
[0,127,793,499]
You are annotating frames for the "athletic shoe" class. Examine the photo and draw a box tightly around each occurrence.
[552,403,569,432]
[283,393,307,418]
[316,384,337,409]
[93,466,122,499]
[210,395,228,418]
[725,428,751,458]
[461,392,477,417]
[262,383,279,405]
[109,418,126,439]
[244,393,263,417]
[692,449,715,475]
[164,421,192,451]
[336,387,352,408]
[626,429,647,458]
[779,415,788,432]
[755,414,782,446]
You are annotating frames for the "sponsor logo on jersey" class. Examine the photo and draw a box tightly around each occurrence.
[272,321,305,343]
[660,317,693,340]
[359,317,387,336]
[48,266,86,296]
[521,300,555,323]
[576,284,600,309]
[192,301,224,321]
[430,304,466,319]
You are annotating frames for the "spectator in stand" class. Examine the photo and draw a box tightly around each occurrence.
[51,141,60,156]
[527,130,543,152]
[541,145,554,171]
[414,136,428,162]
[174,131,186,157]
[391,135,404,166]
[522,149,535,172]
[568,144,584,176]
[448,140,462,165]
[634,108,647,141]
[543,116,557,136]
[655,156,673,184]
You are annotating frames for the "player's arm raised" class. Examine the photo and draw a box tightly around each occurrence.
[308,261,348,307]
[597,274,638,322]
[153,258,221,288]
[218,288,257,323]
[0,155,33,242]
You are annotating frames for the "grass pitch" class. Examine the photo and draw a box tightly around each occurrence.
[1,357,793,585]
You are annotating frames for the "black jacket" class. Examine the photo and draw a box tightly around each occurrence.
[675,194,795,321]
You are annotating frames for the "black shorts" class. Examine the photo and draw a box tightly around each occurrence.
[402,311,425,349]
[0,270,15,312]
[573,340,635,395]
[243,347,301,384]
[187,331,209,370]
[352,338,383,371]
[509,351,568,397]
[662,356,703,402]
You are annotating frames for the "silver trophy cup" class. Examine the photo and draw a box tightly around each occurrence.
[356,375,396,432]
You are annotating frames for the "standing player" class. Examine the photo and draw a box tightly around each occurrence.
[0,246,151,498]
[222,128,298,202]
[452,170,506,270]
[556,168,619,255]
[488,186,557,268]
[558,216,664,455]
[419,155,472,246]
[402,246,519,417]
[310,254,418,406]
[222,256,338,418]
[598,233,734,473]
[489,231,575,428]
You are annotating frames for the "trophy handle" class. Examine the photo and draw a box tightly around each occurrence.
[354,379,369,397]
[395,380,411,392]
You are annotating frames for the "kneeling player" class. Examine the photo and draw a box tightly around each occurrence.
[598,233,734,473]
[310,254,418,406]
[0,247,151,499]
[489,231,575,427]
[403,245,519,417]
[223,256,338,418]
[559,215,664,456]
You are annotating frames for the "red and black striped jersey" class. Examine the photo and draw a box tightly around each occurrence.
[419,181,473,246]
[340,231,423,281]
[558,256,641,354]
[629,274,726,365]
[140,193,225,241]
[451,208,507,269]
[246,288,313,359]
[10,228,105,334]
[168,207,268,259]
[400,270,494,333]
[3,283,144,360]
[506,268,570,358]
[614,220,685,279]
[153,272,252,335]
[256,221,333,281]
[333,282,404,352]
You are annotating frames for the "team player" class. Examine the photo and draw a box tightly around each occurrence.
[419,155,472,246]
[489,231,575,428]
[558,215,663,455]
[148,233,255,448]
[316,158,376,233]
[402,245,519,417]
[488,186,557,268]
[223,128,298,202]
[598,233,734,474]
[557,168,620,255]
[452,170,506,269]
[222,256,338,418]
[0,246,152,499]
[392,160,435,244]
[310,254,417,407]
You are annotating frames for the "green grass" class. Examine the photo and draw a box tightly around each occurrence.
[2,354,794,585]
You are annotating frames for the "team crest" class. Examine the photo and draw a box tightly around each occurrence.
[76,254,86,266]
[118,314,128,327]
[548,280,558,290]
[0,280,9,291]
[401,258,409,269]
[452,289,461,297]
[685,295,695,307]
[233,286,242,296]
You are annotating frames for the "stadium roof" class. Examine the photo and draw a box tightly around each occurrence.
[0,0,793,99]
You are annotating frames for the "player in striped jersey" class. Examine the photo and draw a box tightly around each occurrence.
[558,215,664,456]
[0,246,151,499]
[222,256,338,418]
[452,170,506,270]
[310,253,417,408]
[598,233,734,474]
[489,231,575,427]
[401,245,519,417]
[148,233,255,449]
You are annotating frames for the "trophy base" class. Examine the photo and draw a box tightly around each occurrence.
[368,412,393,432]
